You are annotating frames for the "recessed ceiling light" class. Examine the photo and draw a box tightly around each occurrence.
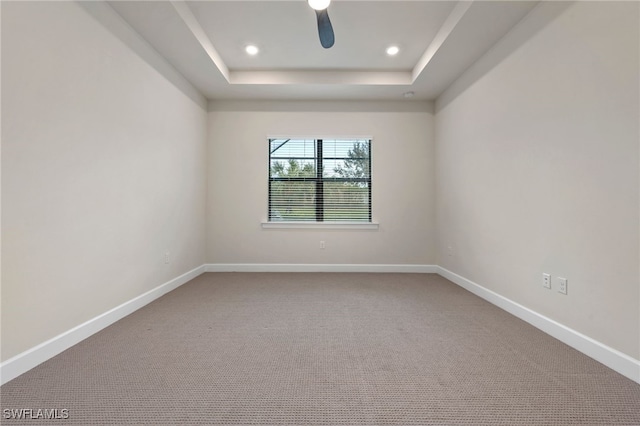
[245,45,259,56]
[386,45,400,56]
[308,0,331,10]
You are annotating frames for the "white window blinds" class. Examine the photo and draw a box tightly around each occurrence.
[269,138,372,222]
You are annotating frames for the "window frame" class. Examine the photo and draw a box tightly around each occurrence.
[266,137,374,226]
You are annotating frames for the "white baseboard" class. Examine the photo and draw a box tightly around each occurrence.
[205,263,438,273]
[3,264,638,387]
[437,266,640,385]
[0,265,206,386]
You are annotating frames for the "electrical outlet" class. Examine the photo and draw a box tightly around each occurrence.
[165,251,170,264]
[320,241,325,249]
[558,277,568,295]
[447,246,455,257]
[542,273,551,289]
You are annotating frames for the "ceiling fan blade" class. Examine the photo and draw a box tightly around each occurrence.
[315,9,335,48]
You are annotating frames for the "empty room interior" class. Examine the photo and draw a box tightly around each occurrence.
[2,0,640,424]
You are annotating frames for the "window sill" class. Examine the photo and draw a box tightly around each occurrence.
[261,221,379,230]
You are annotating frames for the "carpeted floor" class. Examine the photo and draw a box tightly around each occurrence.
[1,273,639,425]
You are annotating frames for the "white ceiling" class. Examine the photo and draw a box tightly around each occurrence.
[106,0,539,101]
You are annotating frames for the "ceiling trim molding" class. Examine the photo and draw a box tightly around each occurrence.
[80,1,207,109]
[207,100,434,113]
[229,71,413,86]
[412,0,473,82]
[170,0,230,82]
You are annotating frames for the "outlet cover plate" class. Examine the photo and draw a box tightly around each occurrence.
[558,277,568,295]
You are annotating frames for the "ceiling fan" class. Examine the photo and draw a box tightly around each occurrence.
[308,0,335,49]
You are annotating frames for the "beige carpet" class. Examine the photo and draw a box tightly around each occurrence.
[1,273,639,425]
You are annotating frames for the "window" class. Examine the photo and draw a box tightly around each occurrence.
[268,138,371,222]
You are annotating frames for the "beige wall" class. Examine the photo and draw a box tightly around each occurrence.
[1,2,207,361]
[206,102,436,266]
[435,1,639,358]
